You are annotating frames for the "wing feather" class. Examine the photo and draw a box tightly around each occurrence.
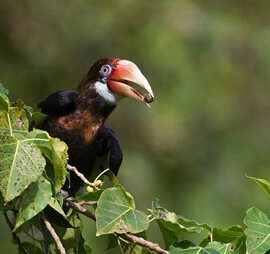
[38,90,78,115]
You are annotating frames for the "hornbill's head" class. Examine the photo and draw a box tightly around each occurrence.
[78,58,154,107]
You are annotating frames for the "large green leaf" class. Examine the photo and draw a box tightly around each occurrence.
[14,175,53,230]
[150,199,211,249]
[28,129,68,192]
[0,133,46,202]
[244,207,270,254]
[96,184,149,236]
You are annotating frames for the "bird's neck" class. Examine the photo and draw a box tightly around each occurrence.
[76,88,116,122]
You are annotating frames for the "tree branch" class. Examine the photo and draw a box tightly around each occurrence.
[39,213,66,254]
[65,200,168,254]
[3,211,28,254]
[65,200,96,221]
[123,233,169,254]
[67,164,96,187]
[77,200,97,206]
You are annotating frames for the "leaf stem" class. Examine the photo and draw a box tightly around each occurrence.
[94,168,110,183]
[117,236,125,254]
[149,217,155,223]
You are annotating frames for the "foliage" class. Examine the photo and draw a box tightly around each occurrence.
[0,86,269,253]
[1,1,270,252]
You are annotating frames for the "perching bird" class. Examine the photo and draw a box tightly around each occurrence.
[38,58,154,196]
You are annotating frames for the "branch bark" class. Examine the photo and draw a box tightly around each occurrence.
[65,200,96,221]
[123,233,169,254]
[65,200,168,254]
[67,164,96,188]
[40,213,66,254]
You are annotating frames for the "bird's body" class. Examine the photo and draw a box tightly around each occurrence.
[38,58,154,195]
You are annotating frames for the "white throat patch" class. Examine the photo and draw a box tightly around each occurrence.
[95,81,120,105]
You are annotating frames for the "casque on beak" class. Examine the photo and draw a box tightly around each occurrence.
[107,59,154,107]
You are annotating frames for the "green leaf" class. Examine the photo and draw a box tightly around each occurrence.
[77,189,103,201]
[23,105,34,116]
[49,138,68,192]
[14,175,53,230]
[107,234,118,250]
[28,129,68,192]
[96,184,149,236]
[169,243,218,254]
[210,225,246,253]
[212,225,245,243]
[0,84,9,95]
[0,105,29,137]
[0,94,9,112]
[244,207,270,254]
[120,242,152,254]
[150,199,211,249]
[107,170,119,184]
[32,112,48,126]
[170,241,241,254]
[48,196,66,218]
[77,234,93,254]
[0,133,46,202]
[18,242,42,254]
[10,99,25,108]
[43,205,73,228]
[247,175,270,198]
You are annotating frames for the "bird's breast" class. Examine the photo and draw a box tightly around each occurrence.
[48,110,103,151]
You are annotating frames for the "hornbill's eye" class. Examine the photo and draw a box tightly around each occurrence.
[100,64,112,77]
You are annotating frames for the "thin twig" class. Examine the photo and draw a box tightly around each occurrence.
[65,200,168,254]
[77,200,97,206]
[3,211,28,254]
[65,200,96,221]
[67,164,96,187]
[39,213,66,254]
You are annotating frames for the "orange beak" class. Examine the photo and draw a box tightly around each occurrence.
[107,59,154,107]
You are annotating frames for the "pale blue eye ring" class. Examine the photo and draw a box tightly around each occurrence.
[100,64,112,77]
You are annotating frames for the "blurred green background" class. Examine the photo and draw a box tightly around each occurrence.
[0,0,270,253]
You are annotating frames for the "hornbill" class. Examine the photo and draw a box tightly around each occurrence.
[38,58,154,196]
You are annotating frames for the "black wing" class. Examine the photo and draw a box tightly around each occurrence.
[93,125,123,176]
[38,90,78,116]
